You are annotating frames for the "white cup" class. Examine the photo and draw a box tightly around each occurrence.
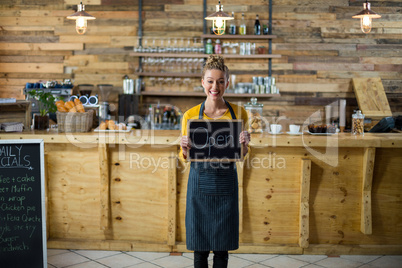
[289,124,300,134]
[270,124,282,134]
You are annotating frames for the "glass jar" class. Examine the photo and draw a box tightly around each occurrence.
[239,42,246,55]
[222,42,229,54]
[244,98,264,133]
[263,25,269,35]
[231,43,238,54]
[352,110,365,135]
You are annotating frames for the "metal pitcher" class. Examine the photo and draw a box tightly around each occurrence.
[135,78,142,94]
[123,75,134,94]
[99,101,110,121]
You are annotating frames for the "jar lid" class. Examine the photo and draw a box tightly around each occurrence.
[216,39,221,43]
[244,97,263,108]
[207,39,212,43]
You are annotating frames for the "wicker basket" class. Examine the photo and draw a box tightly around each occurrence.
[56,110,94,132]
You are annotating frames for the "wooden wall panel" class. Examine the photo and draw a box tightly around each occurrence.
[0,0,400,119]
[109,146,171,242]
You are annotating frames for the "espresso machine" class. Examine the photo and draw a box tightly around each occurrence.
[24,80,74,122]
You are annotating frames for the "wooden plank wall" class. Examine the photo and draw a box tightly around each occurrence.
[0,0,401,125]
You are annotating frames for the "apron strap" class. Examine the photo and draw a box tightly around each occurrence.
[225,100,237,119]
[199,100,237,120]
[199,101,205,119]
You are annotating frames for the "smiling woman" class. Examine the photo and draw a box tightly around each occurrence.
[179,55,251,268]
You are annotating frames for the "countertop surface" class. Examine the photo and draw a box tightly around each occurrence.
[0,129,401,148]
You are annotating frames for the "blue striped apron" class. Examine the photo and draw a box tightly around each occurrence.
[185,100,239,251]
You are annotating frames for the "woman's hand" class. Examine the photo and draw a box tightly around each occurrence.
[180,135,191,159]
[239,130,250,156]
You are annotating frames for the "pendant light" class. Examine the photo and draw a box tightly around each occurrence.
[205,1,233,35]
[67,2,96,35]
[352,0,381,34]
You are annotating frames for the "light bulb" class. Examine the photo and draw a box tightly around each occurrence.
[76,17,87,35]
[361,16,372,33]
[215,18,224,28]
[213,20,225,35]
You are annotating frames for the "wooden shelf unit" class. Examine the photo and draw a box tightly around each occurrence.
[0,100,32,130]
[133,1,280,100]
[141,91,280,98]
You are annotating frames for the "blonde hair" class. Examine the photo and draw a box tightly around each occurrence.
[202,55,229,81]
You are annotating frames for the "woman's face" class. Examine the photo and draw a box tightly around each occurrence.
[202,69,229,101]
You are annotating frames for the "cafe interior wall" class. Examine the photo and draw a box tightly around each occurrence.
[0,0,401,125]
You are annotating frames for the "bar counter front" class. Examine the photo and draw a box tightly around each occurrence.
[1,130,401,255]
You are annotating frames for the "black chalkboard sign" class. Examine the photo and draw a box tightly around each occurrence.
[188,119,243,161]
[0,140,47,268]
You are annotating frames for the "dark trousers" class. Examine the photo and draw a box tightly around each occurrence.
[194,251,228,268]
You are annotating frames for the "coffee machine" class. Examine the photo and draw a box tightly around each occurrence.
[118,75,140,126]
[24,80,73,122]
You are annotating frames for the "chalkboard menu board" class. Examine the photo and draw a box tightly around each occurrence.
[0,140,47,268]
[188,119,243,161]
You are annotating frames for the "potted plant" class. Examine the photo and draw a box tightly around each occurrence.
[28,90,57,130]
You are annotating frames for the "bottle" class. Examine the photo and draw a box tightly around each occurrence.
[154,104,161,127]
[254,14,261,35]
[205,39,213,54]
[229,12,236,35]
[240,13,246,35]
[214,39,222,54]
[162,107,169,129]
[147,105,153,129]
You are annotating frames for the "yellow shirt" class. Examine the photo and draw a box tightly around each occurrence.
[179,101,249,161]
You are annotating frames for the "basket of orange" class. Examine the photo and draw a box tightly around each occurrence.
[56,99,93,132]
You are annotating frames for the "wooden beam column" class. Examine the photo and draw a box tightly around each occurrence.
[237,162,245,233]
[98,142,110,230]
[361,147,376,234]
[167,149,178,246]
[299,159,311,248]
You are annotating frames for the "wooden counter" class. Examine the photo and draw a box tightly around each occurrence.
[1,131,401,255]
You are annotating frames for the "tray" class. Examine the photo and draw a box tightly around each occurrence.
[94,126,131,133]
[352,77,392,119]
[268,131,283,135]
[286,132,303,136]
[306,131,336,136]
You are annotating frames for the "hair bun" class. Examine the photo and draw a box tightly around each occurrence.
[202,55,229,80]
[205,55,225,66]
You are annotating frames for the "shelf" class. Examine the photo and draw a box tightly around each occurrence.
[141,91,279,98]
[130,52,205,58]
[130,52,281,59]
[134,72,200,78]
[201,34,277,40]
[222,54,281,59]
